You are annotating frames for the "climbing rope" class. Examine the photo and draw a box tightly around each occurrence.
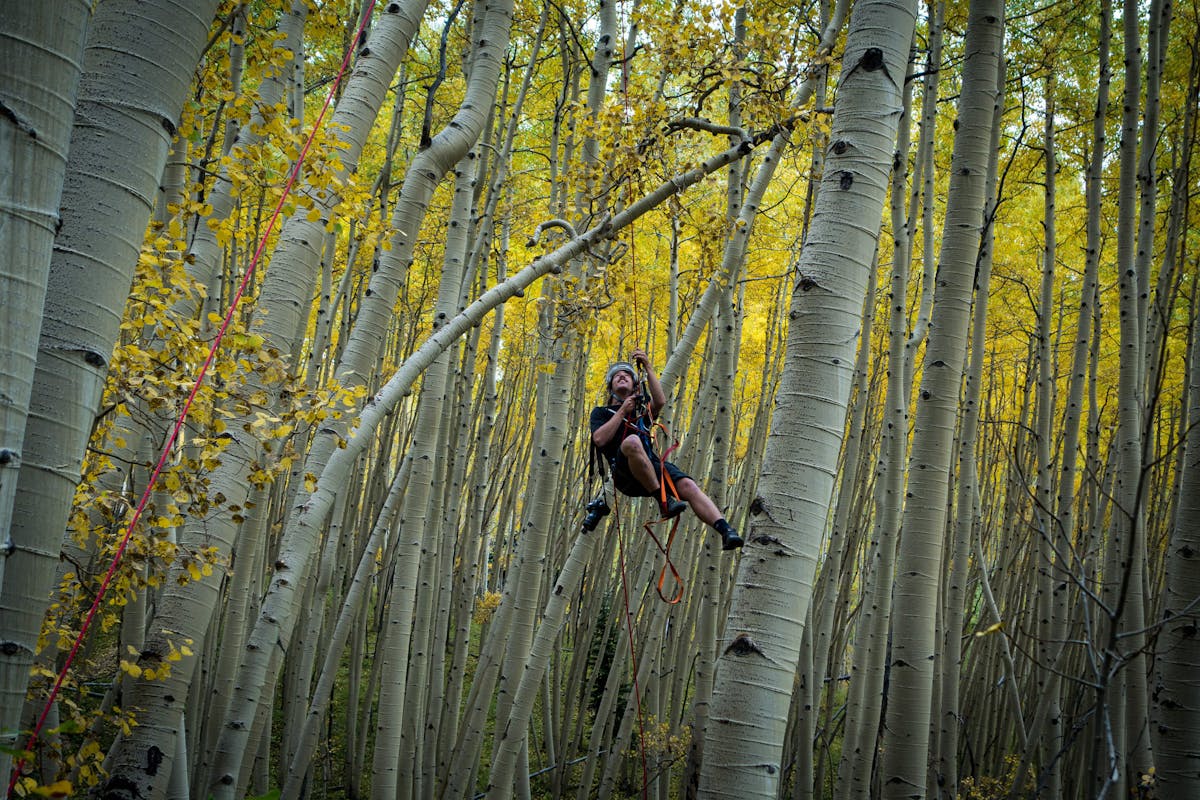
[611,493,651,798]
[6,2,378,794]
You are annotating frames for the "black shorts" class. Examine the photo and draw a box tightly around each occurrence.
[609,445,691,498]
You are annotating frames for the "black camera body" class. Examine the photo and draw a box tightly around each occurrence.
[581,495,610,532]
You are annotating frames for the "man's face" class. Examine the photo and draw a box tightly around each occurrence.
[609,370,635,399]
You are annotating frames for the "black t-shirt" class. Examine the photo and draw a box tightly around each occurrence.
[589,405,624,460]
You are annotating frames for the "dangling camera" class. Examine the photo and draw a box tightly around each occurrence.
[581,495,611,532]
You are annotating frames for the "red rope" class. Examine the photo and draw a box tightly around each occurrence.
[6,2,378,794]
[612,495,651,798]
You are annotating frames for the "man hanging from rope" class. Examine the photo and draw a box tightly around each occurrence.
[588,349,743,550]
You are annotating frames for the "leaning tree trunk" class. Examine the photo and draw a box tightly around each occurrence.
[0,0,90,778]
[696,0,918,792]
[0,0,219,787]
[877,0,1003,795]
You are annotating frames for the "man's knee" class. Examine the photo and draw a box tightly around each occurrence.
[619,435,647,460]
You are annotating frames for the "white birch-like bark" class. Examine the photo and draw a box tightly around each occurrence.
[192,0,309,322]
[901,0,943,396]
[877,0,1002,793]
[696,0,917,792]
[1,1,219,788]
[208,17,514,786]
[217,118,757,783]
[1153,285,1200,793]
[834,55,917,800]
[0,0,89,585]
[276,454,410,798]
[936,50,1004,796]
[1096,0,1151,790]
[0,1,90,771]
[1028,75,1068,800]
[378,149,476,800]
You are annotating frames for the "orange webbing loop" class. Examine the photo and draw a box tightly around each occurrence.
[644,516,684,604]
[647,423,684,603]
[653,421,681,504]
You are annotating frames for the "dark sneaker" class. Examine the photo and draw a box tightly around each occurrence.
[714,519,743,550]
[720,527,744,550]
[659,497,687,519]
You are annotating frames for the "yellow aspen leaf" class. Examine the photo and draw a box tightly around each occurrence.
[119,660,142,678]
[31,781,73,799]
[975,621,1005,637]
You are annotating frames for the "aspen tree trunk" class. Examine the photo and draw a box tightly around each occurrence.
[0,0,89,585]
[697,0,917,792]
[902,0,943,396]
[209,12,518,788]
[576,539,658,799]
[877,0,1003,795]
[1027,74,1070,800]
[834,57,919,800]
[1122,1,1170,784]
[204,127,770,799]
[0,1,90,774]
[278,452,411,798]
[104,5,424,797]
[1134,0,1169,356]
[1153,282,1200,793]
[436,16,538,768]
[1094,0,1151,790]
[370,278,462,799]
[190,0,309,321]
[798,256,877,800]
[1,0,218,785]
[936,51,1004,796]
[674,6,747,795]
[401,149,480,800]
